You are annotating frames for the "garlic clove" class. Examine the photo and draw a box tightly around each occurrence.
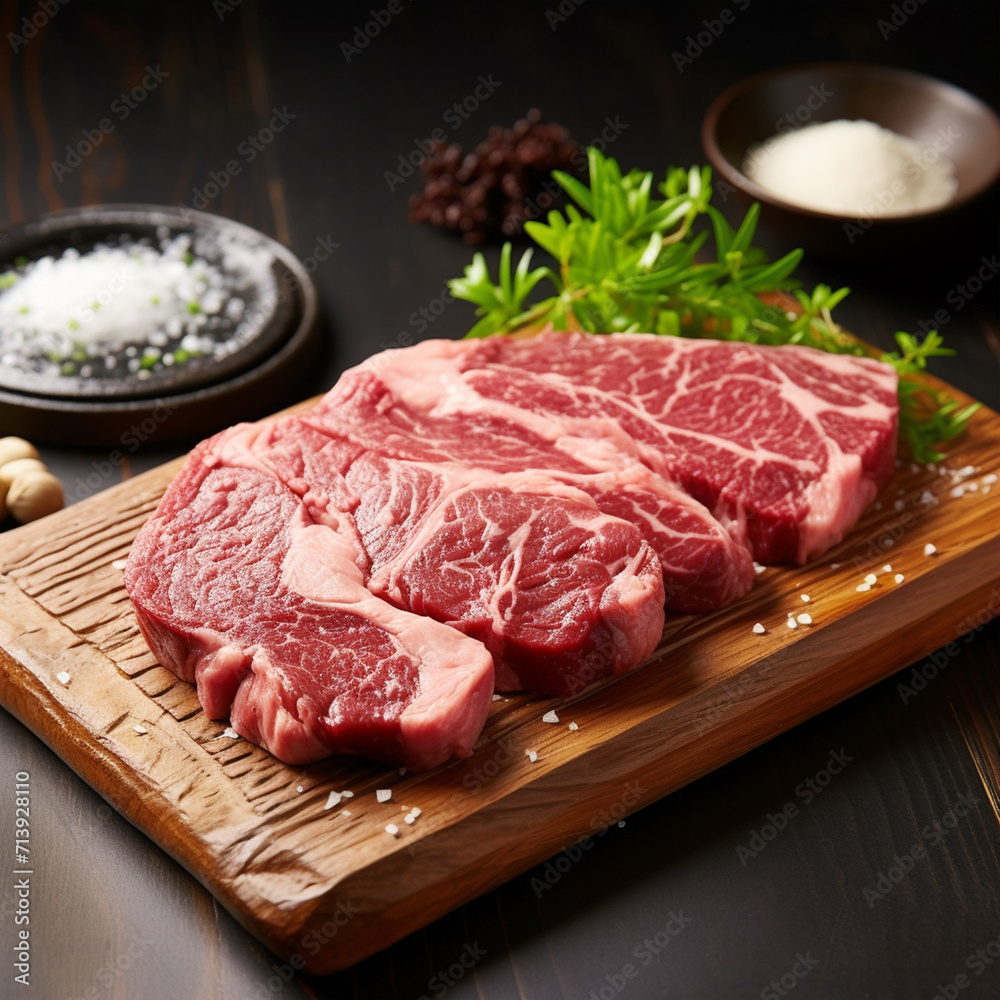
[0,457,46,491]
[7,471,64,524]
[0,437,40,469]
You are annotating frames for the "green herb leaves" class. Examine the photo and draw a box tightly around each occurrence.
[448,147,976,460]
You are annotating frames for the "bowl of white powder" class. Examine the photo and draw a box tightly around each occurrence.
[702,63,1000,257]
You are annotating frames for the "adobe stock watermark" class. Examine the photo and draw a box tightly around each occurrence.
[249,899,360,998]
[671,0,751,74]
[913,254,1000,336]
[896,586,1000,704]
[531,779,646,898]
[862,791,980,907]
[760,952,820,1000]
[340,1,411,63]
[737,749,854,865]
[277,233,340,303]
[877,0,930,40]
[384,74,502,192]
[931,928,1000,1000]
[52,65,169,181]
[585,911,693,1000]
[8,0,70,53]
[70,400,177,501]
[66,934,156,1000]
[545,0,586,30]
[186,106,296,209]
[843,125,960,244]
[415,941,487,1000]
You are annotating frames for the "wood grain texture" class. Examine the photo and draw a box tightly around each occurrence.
[1,378,999,975]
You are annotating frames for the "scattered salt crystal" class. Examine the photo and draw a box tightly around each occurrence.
[957,465,976,478]
[56,670,71,685]
[525,750,538,762]
[797,613,812,625]
[983,473,998,486]
[568,722,579,731]
[133,724,148,735]
[618,820,626,828]
[923,543,937,557]
[492,693,502,701]
[856,583,871,593]
[919,490,938,506]
[410,807,421,818]
[296,785,304,794]
[376,788,392,803]
[404,813,416,825]
[341,809,351,818]
[894,499,905,511]
[542,710,560,724]
[864,573,877,585]
[324,791,342,810]
[800,594,810,603]
[950,485,966,499]
[223,726,238,739]
[753,622,766,634]
[111,559,127,570]
[341,790,354,799]
[385,824,399,837]
[882,564,892,573]
[753,562,767,576]
[787,618,798,629]
[894,573,905,584]
[830,563,841,570]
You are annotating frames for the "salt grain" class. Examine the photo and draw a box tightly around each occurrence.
[864,573,877,585]
[133,724,148,735]
[753,622,766,634]
[787,618,798,629]
[385,824,399,837]
[404,813,416,825]
[56,670,71,685]
[800,594,810,603]
[856,583,871,593]
[568,722,579,731]
[492,693,502,701]
[923,543,937,557]
[542,710,560,724]
[410,807,421,818]
[341,809,351,818]
[797,613,812,625]
[882,564,892,573]
[296,785,304,794]
[111,559,127,570]
[376,788,392,803]
[525,750,538,762]
[894,573,905,584]
[324,791,342,810]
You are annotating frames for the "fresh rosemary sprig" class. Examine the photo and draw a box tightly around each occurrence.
[448,147,977,461]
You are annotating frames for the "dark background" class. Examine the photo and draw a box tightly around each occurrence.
[1,2,999,998]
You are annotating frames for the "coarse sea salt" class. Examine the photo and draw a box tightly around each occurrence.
[376,788,392,803]
[56,670,71,685]
[0,231,274,381]
[753,622,766,634]
[743,119,957,217]
[542,710,560,724]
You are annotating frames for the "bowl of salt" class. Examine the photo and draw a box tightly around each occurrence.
[702,62,1000,258]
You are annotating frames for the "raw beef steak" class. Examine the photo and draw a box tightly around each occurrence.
[125,428,495,769]
[330,332,899,564]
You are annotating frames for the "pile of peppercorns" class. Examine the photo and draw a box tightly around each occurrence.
[408,110,582,245]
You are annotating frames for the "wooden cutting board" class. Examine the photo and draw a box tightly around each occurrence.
[2,378,999,975]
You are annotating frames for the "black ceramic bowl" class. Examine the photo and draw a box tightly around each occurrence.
[702,63,1000,258]
[0,205,320,446]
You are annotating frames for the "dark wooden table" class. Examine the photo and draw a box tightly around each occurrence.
[1,2,999,997]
